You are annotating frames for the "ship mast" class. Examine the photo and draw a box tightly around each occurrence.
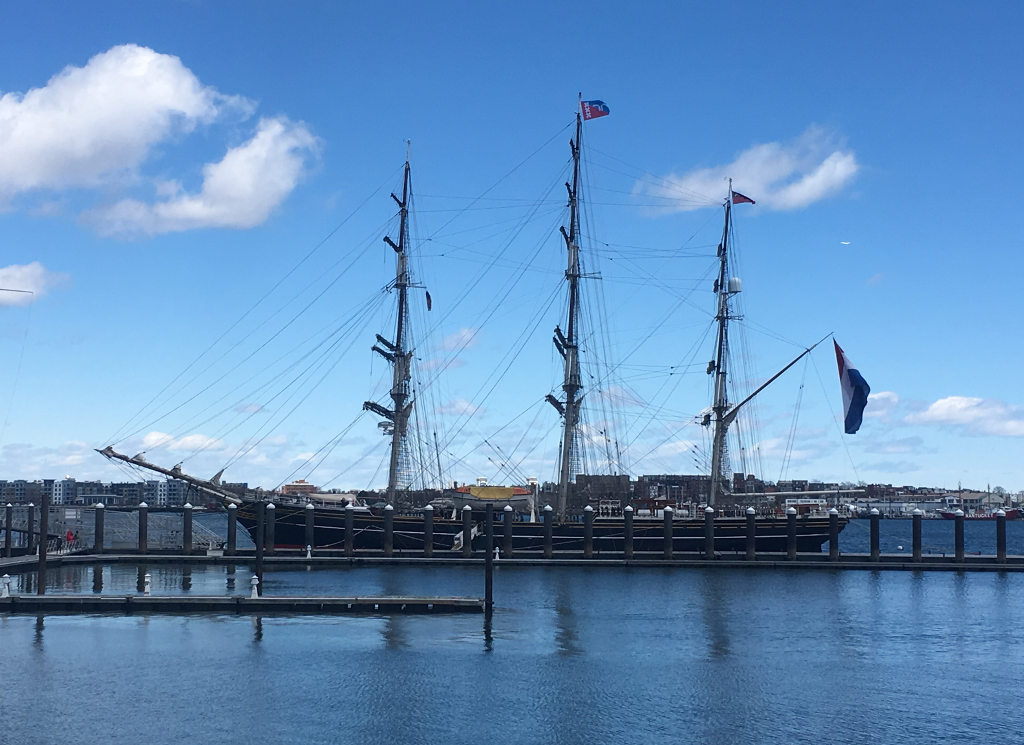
[547,111,584,520]
[706,183,823,505]
[364,151,414,505]
[707,185,737,507]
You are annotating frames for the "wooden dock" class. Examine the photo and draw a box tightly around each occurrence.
[4,550,1024,572]
[0,594,484,615]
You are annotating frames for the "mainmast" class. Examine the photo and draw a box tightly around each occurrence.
[707,188,738,507]
[545,112,585,520]
[364,153,414,505]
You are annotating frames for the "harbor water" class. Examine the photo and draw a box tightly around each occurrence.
[1,562,1021,744]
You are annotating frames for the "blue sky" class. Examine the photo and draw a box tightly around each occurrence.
[1,1,1022,494]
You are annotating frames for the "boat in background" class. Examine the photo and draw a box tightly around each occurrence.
[447,481,534,513]
[939,508,1019,520]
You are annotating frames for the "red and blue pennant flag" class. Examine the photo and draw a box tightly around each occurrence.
[834,340,870,434]
[732,191,755,205]
[581,100,610,120]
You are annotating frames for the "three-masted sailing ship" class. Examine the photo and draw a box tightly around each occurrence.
[98,100,844,554]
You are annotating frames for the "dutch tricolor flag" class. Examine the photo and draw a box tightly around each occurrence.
[834,340,870,434]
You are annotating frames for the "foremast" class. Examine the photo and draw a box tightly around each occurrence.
[363,154,414,505]
[543,110,585,521]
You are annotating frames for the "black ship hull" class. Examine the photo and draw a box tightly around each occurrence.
[236,503,841,554]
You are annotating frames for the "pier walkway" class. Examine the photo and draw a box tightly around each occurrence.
[3,549,1024,572]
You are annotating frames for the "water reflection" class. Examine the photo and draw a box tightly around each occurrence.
[252,615,263,643]
[136,566,147,593]
[378,574,408,650]
[33,615,43,649]
[483,610,493,652]
[553,582,579,656]
[92,566,103,594]
[181,567,192,593]
[226,565,236,592]
[700,572,731,658]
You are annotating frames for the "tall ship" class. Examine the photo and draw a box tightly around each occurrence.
[98,100,845,554]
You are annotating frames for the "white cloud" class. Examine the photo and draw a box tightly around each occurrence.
[87,116,317,236]
[140,430,225,451]
[650,439,697,458]
[863,436,927,455]
[141,431,175,449]
[0,440,95,478]
[0,262,66,306]
[172,433,225,451]
[437,398,481,416]
[865,391,899,419]
[863,460,922,474]
[0,44,248,200]
[0,44,317,235]
[596,384,647,408]
[639,126,858,212]
[906,396,1024,437]
[442,327,479,351]
[751,436,818,463]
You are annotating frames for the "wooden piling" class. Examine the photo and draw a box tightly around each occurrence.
[344,503,354,556]
[704,507,715,558]
[745,507,756,561]
[954,509,965,562]
[828,508,839,561]
[912,508,922,562]
[996,509,1007,564]
[138,502,149,554]
[423,505,434,558]
[305,503,315,551]
[502,505,514,559]
[26,503,35,553]
[182,503,193,555]
[462,505,473,558]
[94,503,105,554]
[226,503,237,556]
[484,504,494,610]
[254,501,265,596]
[583,505,594,558]
[623,505,633,560]
[543,505,553,559]
[663,506,673,560]
[5,503,12,557]
[383,504,394,556]
[786,507,798,560]
[265,503,276,555]
[37,493,49,595]
[869,508,880,562]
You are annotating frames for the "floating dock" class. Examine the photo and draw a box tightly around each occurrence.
[4,550,1024,573]
[0,593,483,615]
